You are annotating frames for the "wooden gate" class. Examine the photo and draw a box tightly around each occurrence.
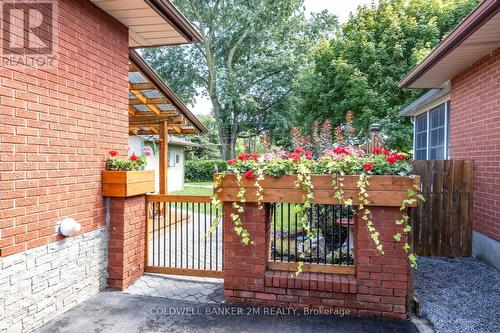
[145,195,223,278]
[410,160,473,257]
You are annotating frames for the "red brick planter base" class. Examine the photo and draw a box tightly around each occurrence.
[107,195,146,290]
[223,203,409,320]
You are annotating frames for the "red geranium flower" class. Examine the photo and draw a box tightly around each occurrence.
[244,170,255,180]
[386,155,397,164]
[363,161,374,172]
[373,147,390,156]
[305,150,313,160]
[109,150,118,157]
[237,153,260,161]
[332,146,349,155]
[294,147,304,154]
[130,153,138,161]
[394,153,407,160]
[288,152,301,163]
[227,159,235,166]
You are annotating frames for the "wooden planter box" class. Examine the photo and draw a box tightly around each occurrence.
[215,174,419,207]
[102,170,155,197]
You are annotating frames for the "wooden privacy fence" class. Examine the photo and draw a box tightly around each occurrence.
[410,160,473,257]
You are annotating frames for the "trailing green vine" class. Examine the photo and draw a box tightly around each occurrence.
[393,179,425,268]
[293,160,315,274]
[208,147,422,272]
[357,174,383,254]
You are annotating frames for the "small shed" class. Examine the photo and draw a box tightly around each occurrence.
[128,136,201,193]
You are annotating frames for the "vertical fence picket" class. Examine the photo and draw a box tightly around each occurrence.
[411,160,473,257]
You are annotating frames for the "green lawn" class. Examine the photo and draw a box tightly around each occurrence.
[169,182,214,196]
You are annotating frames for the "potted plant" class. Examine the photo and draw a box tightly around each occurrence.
[102,147,155,197]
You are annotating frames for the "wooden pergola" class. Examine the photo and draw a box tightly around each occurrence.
[128,50,207,193]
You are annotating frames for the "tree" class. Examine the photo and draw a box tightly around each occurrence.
[142,0,337,159]
[293,0,480,150]
[183,114,221,160]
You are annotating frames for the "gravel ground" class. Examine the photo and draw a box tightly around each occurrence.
[415,257,500,333]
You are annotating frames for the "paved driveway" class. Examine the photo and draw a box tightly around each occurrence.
[38,290,418,333]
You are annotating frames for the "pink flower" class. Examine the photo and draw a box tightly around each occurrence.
[143,146,152,157]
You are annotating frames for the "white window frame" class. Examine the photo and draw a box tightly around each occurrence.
[413,98,450,160]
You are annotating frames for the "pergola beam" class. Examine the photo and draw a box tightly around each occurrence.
[130,89,161,116]
[172,125,182,134]
[129,98,173,105]
[129,82,156,90]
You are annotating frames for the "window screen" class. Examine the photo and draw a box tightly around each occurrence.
[428,104,446,160]
[414,113,427,160]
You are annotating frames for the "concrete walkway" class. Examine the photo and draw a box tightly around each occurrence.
[38,290,418,333]
[124,273,224,303]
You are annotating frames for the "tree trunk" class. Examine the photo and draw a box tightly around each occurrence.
[219,127,237,160]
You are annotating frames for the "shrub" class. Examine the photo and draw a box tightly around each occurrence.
[185,159,227,182]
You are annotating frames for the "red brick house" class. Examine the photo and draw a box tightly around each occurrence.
[399,0,500,269]
[0,1,204,331]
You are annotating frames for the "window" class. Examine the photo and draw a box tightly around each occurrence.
[175,154,180,164]
[413,101,449,160]
[168,150,175,167]
[414,113,427,160]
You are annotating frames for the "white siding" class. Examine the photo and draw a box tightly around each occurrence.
[128,136,185,193]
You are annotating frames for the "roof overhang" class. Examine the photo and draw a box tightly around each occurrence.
[90,0,203,47]
[128,50,208,135]
[399,83,451,117]
[399,0,500,89]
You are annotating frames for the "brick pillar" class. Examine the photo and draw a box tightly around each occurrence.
[107,195,146,290]
[223,202,268,302]
[354,207,409,319]
[222,202,411,319]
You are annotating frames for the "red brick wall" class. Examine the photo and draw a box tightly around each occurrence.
[450,47,500,241]
[107,196,146,290]
[0,0,129,256]
[223,203,409,320]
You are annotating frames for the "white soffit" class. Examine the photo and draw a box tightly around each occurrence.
[90,0,193,47]
[409,12,500,88]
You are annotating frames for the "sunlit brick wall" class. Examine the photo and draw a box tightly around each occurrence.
[450,47,500,242]
[0,0,129,257]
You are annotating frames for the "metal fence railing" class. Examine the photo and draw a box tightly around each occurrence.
[269,203,354,267]
[145,195,223,278]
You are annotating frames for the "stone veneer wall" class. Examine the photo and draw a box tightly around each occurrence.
[0,228,107,333]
